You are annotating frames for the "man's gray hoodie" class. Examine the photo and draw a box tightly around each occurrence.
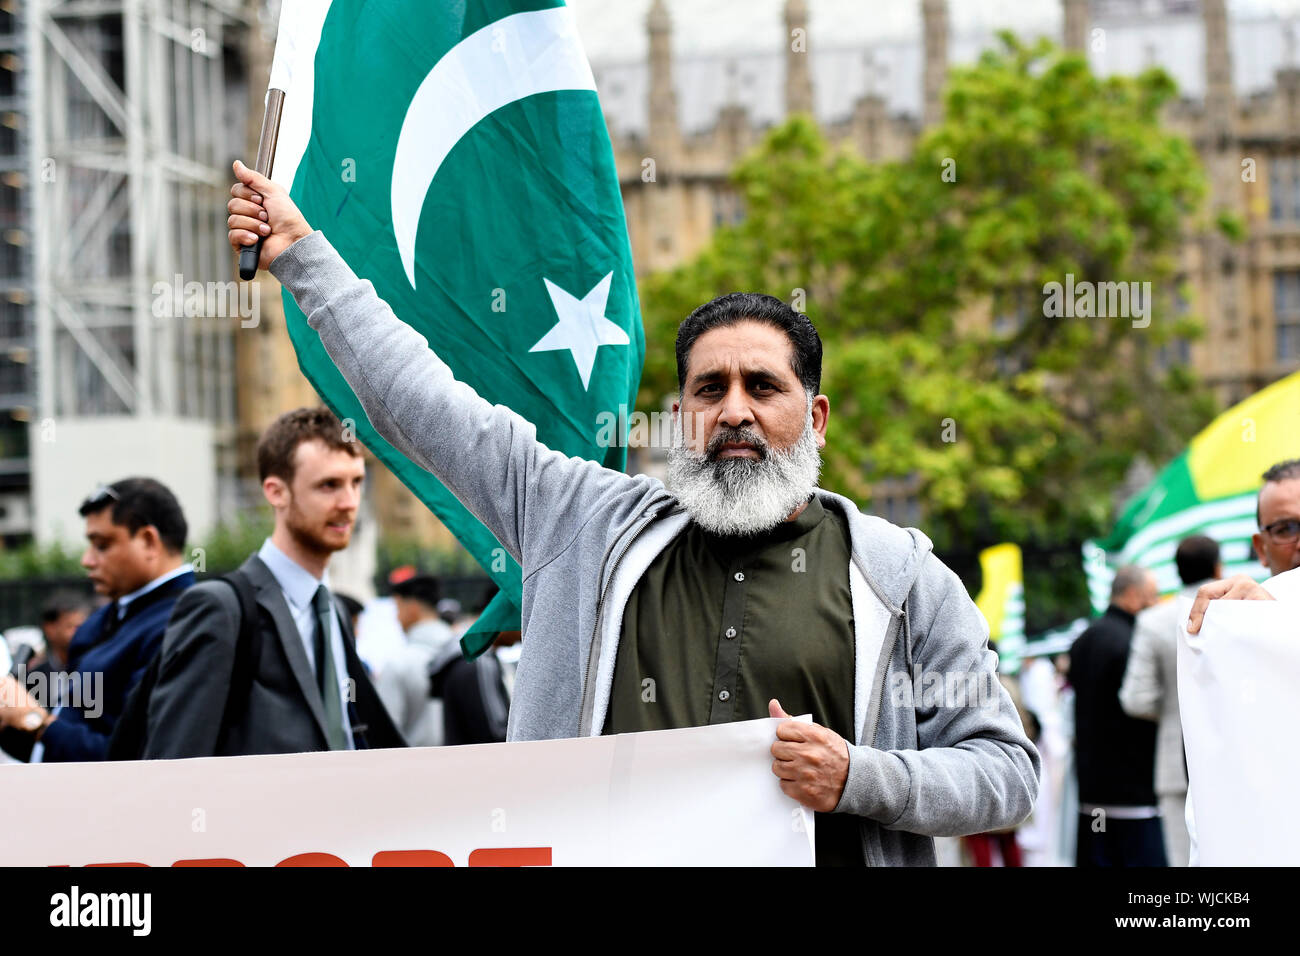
[270,230,1041,866]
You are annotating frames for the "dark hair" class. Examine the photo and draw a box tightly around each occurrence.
[40,591,90,625]
[675,293,822,396]
[257,406,362,484]
[78,477,188,554]
[1257,458,1300,526]
[334,592,364,622]
[1174,535,1220,586]
[391,573,442,610]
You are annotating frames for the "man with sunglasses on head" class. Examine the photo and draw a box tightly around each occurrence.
[0,478,193,762]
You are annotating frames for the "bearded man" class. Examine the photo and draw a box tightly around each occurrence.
[141,406,405,757]
[226,160,1039,866]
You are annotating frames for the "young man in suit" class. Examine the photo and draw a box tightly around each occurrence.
[143,407,404,757]
[0,479,194,761]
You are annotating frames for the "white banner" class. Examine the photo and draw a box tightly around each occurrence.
[1,717,814,867]
[1178,600,1300,865]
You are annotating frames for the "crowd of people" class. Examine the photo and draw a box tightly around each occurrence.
[961,458,1300,867]
[1,158,1293,868]
[0,406,515,768]
[1,408,1294,868]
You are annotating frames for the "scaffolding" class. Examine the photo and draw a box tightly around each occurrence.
[15,0,255,536]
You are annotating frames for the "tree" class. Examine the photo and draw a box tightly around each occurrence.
[638,34,1227,558]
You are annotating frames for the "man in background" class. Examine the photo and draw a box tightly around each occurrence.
[143,407,403,757]
[1181,459,1300,864]
[0,479,193,761]
[1070,564,1162,866]
[1120,535,1220,866]
[31,593,92,676]
[1187,458,1300,625]
[377,573,457,746]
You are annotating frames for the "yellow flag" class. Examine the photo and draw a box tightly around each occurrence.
[974,543,1025,671]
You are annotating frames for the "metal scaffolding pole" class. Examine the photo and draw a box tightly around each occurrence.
[23,0,252,537]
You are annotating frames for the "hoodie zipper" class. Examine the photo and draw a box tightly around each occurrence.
[578,503,681,735]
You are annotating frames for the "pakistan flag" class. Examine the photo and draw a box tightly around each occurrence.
[1084,370,1300,612]
[266,0,644,653]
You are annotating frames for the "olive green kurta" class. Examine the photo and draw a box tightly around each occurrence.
[605,494,862,866]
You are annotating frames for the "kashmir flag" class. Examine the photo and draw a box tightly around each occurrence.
[1084,370,1300,613]
[264,1,643,654]
[973,543,1026,673]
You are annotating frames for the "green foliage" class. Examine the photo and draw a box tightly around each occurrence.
[188,512,275,573]
[638,35,1225,554]
[0,513,276,581]
[0,539,85,579]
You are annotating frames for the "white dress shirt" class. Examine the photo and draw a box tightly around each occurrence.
[257,538,354,749]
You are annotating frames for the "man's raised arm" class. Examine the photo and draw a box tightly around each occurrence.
[227,160,637,567]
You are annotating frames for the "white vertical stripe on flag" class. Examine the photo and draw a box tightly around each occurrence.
[268,0,336,195]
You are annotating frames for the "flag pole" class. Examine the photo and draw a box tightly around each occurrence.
[238,88,286,280]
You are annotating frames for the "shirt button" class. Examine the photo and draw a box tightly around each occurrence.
[725,626,737,639]
[718,689,730,701]
[733,571,745,582]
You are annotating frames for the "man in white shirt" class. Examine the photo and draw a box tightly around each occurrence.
[1120,535,1221,867]
[377,574,457,746]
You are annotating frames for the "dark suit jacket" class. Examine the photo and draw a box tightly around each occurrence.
[1069,604,1159,806]
[1,571,194,762]
[143,554,404,758]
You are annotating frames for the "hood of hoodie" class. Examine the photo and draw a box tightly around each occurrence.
[813,488,934,611]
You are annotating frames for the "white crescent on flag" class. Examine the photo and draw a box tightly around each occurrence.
[391,6,597,289]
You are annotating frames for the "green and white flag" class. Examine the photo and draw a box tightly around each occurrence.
[266,1,644,654]
[1085,370,1300,612]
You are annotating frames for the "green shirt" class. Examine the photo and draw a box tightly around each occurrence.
[605,494,862,866]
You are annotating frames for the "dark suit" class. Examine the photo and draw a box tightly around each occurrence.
[143,554,403,757]
[1070,604,1166,867]
[1,571,193,762]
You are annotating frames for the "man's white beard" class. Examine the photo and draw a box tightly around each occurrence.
[666,399,822,537]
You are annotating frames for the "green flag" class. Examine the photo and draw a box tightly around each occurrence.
[266,0,643,655]
[1085,370,1300,612]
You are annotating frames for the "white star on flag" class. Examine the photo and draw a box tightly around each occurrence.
[529,272,630,391]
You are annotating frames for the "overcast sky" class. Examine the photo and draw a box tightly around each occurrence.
[569,0,1300,64]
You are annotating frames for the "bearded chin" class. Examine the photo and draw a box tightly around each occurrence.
[666,404,823,537]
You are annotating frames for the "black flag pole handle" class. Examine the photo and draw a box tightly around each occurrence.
[239,88,286,280]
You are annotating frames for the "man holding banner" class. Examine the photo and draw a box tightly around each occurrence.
[227,157,1039,866]
[1177,459,1300,864]
[1186,458,1300,631]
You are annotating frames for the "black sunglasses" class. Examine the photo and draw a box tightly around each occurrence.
[1262,518,1300,541]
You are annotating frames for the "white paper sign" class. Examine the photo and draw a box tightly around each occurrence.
[1,717,815,867]
[1178,600,1300,865]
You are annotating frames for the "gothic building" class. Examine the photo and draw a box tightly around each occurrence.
[602,0,1300,410]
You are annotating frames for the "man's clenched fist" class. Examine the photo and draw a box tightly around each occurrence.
[768,698,850,812]
[227,159,314,272]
